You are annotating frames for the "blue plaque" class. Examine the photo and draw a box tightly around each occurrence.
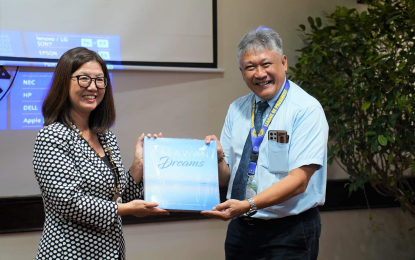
[143,137,220,212]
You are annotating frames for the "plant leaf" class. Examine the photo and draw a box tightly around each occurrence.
[388,153,393,163]
[353,67,363,74]
[328,157,334,165]
[397,62,405,70]
[374,54,386,61]
[386,15,400,24]
[360,11,367,19]
[361,102,371,110]
[315,55,323,62]
[378,135,387,146]
[316,17,322,28]
[308,17,315,27]
[386,136,395,143]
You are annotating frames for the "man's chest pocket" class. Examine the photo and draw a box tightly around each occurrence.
[268,141,289,174]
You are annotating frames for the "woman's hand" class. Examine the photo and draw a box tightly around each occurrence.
[130,133,162,184]
[117,200,169,217]
[134,133,162,167]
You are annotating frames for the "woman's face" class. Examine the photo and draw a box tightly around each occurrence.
[69,61,106,118]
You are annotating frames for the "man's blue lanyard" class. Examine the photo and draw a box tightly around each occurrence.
[248,79,290,176]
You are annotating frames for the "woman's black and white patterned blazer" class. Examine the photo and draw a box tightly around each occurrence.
[33,122,143,260]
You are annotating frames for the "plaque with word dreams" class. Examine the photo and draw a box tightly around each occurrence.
[143,137,220,211]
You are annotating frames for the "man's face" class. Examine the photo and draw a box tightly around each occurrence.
[239,49,287,100]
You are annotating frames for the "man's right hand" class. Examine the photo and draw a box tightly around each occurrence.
[204,135,230,187]
[205,135,223,161]
[201,199,250,221]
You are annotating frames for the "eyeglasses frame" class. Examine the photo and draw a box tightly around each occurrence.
[71,75,108,89]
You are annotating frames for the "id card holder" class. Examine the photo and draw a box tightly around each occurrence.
[112,186,122,204]
[112,191,122,204]
[246,175,258,199]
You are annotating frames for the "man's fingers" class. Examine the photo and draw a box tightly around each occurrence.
[201,211,218,218]
[204,135,223,154]
[205,135,218,144]
[201,211,228,221]
[213,201,229,211]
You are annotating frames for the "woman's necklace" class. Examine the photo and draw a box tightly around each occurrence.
[70,124,123,204]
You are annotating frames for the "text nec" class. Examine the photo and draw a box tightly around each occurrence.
[23,80,35,85]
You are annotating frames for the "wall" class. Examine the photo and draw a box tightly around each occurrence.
[1,0,414,259]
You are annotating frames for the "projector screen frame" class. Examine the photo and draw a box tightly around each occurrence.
[0,0,218,70]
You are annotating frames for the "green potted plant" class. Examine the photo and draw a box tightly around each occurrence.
[289,0,415,218]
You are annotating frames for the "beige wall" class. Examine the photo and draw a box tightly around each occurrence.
[2,0,414,259]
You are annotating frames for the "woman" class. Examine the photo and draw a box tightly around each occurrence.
[33,47,168,260]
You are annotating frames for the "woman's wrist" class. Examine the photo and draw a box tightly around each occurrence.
[133,156,143,168]
[117,203,130,216]
[129,159,144,184]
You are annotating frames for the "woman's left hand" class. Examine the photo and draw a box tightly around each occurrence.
[134,132,162,166]
[130,133,162,183]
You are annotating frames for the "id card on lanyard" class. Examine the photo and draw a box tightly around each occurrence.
[248,79,290,179]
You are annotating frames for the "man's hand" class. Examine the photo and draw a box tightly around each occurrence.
[201,199,250,221]
[204,135,223,160]
[204,135,231,187]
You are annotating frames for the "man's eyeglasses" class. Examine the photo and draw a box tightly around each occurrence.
[71,75,108,89]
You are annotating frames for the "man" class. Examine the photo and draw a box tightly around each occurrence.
[202,26,328,260]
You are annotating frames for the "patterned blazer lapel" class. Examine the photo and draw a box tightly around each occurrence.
[70,124,108,177]
[99,132,127,192]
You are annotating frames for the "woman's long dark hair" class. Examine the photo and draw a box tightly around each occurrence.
[42,47,115,133]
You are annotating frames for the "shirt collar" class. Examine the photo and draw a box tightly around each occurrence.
[255,77,287,106]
